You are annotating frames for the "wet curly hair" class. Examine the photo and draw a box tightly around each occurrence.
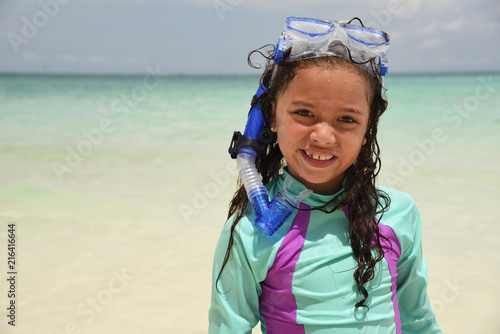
[218,43,391,309]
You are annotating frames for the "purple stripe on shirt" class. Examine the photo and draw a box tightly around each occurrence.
[376,222,402,334]
[342,206,402,334]
[259,203,310,334]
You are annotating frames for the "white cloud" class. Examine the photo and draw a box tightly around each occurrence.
[442,17,465,32]
[386,30,404,43]
[419,38,442,49]
[123,57,149,65]
[20,52,43,60]
[436,55,451,65]
[406,0,424,11]
[56,53,78,62]
[419,20,439,36]
[88,54,107,63]
[415,17,465,37]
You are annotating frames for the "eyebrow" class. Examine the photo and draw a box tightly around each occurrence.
[342,107,365,115]
[290,100,366,115]
[290,100,315,108]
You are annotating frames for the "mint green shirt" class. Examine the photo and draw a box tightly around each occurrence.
[210,170,441,333]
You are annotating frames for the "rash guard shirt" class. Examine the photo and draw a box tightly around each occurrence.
[209,169,441,334]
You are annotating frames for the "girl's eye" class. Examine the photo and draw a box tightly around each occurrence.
[339,116,357,123]
[295,109,313,117]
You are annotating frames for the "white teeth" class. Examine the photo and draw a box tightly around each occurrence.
[305,151,334,161]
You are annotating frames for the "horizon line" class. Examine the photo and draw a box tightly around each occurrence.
[0,69,499,77]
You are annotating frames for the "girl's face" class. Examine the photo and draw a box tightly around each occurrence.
[271,65,371,195]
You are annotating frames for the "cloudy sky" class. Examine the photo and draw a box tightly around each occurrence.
[0,0,499,75]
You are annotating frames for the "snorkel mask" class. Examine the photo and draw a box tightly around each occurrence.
[229,17,390,236]
[274,17,390,78]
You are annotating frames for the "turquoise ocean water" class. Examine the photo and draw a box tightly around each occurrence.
[0,74,257,221]
[1,73,498,222]
[0,73,499,333]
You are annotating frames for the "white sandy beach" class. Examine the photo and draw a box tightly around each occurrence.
[1,149,499,334]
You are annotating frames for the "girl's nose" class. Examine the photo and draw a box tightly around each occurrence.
[310,122,336,145]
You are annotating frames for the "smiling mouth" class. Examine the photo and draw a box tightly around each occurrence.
[304,150,335,161]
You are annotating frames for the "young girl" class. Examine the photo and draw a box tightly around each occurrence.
[209,17,441,333]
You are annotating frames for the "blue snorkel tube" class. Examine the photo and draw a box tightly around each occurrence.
[229,84,312,236]
[230,16,390,236]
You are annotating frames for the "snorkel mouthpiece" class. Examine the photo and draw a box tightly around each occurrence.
[254,176,312,235]
[237,146,312,236]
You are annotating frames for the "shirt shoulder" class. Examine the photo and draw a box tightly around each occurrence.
[376,186,422,255]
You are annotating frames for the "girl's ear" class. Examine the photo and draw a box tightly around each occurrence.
[270,101,277,132]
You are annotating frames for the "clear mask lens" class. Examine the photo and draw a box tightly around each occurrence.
[275,17,390,78]
[287,17,334,37]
